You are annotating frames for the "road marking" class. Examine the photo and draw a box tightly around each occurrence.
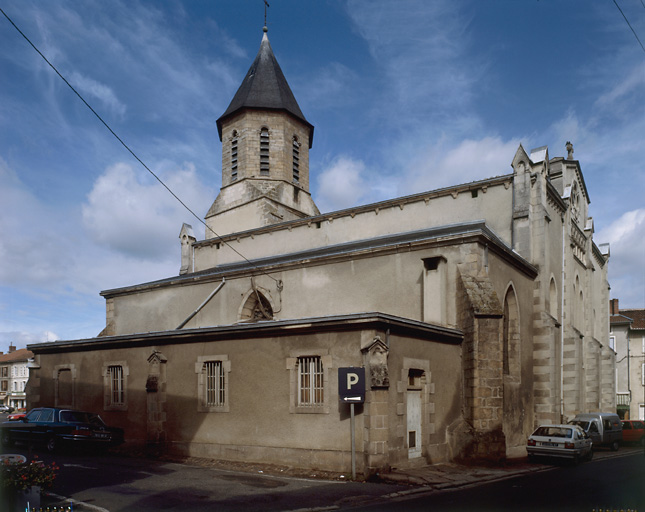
[46,492,110,512]
[62,463,97,469]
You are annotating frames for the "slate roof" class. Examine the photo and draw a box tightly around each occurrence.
[216,29,313,145]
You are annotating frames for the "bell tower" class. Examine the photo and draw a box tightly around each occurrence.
[205,27,319,237]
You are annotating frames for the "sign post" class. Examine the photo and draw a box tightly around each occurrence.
[338,367,365,480]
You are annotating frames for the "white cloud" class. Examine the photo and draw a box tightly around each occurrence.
[399,136,522,196]
[597,209,645,308]
[82,162,214,259]
[346,0,482,123]
[69,71,126,118]
[316,156,370,212]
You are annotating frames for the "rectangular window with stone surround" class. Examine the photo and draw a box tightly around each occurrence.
[195,355,230,412]
[103,362,128,411]
[286,352,331,414]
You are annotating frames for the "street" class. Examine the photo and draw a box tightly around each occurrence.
[354,451,644,512]
[1,410,643,512]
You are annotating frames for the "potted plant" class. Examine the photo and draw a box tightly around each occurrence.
[1,456,59,510]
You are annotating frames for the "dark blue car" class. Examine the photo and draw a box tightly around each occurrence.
[0,407,124,452]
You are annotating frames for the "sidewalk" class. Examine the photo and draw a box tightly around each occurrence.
[377,457,546,490]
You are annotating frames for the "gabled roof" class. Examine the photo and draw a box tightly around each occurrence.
[620,309,645,330]
[0,348,33,363]
[216,28,313,145]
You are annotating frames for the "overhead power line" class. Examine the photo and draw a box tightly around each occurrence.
[0,7,279,284]
[613,0,645,54]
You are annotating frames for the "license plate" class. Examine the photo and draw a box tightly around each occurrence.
[95,433,109,439]
[541,442,558,447]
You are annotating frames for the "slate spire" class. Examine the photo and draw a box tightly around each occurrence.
[216,27,314,146]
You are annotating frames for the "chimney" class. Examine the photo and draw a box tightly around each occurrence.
[609,299,619,315]
[8,344,16,353]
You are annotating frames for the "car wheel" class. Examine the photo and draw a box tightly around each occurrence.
[610,440,619,452]
[585,449,593,462]
[640,436,645,448]
[46,436,58,453]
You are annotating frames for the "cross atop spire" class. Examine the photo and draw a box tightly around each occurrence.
[264,0,270,30]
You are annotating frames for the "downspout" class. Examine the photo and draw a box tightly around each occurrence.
[176,278,226,329]
[627,329,631,408]
[560,214,566,422]
[511,177,516,249]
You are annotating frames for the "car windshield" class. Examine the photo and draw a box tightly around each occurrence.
[534,426,573,438]
[60,411,106,426]
[569,420,589,430]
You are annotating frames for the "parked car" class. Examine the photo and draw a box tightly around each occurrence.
[621,420,645,446]
[0,407,124,452]
[7,411,26,421]
[526,424,593,464]
[0,405,13,413]
[568,412,622,451]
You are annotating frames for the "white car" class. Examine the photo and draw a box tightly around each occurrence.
[526,424,593,464]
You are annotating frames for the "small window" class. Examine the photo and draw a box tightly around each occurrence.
[260,128,270,176]
[195,355,230,412]
[231,131,238,181]
[205,361,226,407]
[102,361,128,411]
[287,353,331,414]
[292,137,300,183]
[108,365,125,406]
[298,356,324,406]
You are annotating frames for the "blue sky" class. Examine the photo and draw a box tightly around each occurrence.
[1,0,644,352]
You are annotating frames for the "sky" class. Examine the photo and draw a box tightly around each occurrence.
[1,0,644,352]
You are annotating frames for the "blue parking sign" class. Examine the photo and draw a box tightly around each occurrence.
[338,367,365,403]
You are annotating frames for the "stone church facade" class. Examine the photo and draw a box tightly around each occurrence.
[27,28,614,476]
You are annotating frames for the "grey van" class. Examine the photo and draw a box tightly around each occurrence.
[568,412,623,451]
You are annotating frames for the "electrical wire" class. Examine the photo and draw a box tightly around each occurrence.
[613,0,645,54]
[0,7,280,284]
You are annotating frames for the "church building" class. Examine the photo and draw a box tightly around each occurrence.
[27,27,614,476]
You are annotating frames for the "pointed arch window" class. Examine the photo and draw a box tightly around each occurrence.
[240,289,273,322]
[231,130,238,181]
[503,286,520,377]
[292,136,300,183]
[260,127,270,176]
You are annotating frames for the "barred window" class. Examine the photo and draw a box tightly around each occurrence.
[298,356,324,406]
[260,127,270,175]
[102,361,128,411]
[231,131,238,181]
[195,355,230,412]
[108,365,125,406]
[205,361,226,407]
[292,137,300,183]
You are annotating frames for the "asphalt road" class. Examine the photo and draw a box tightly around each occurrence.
[353,451,645,512]
[0,440,407,511]
[1,409,643,512]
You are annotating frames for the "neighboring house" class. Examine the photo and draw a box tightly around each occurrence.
[610,299,645,420]
[26,26,613,476]
[0,345,33,410]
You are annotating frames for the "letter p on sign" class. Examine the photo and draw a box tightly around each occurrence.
[338,367,365,403]
[347,372,359,389]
